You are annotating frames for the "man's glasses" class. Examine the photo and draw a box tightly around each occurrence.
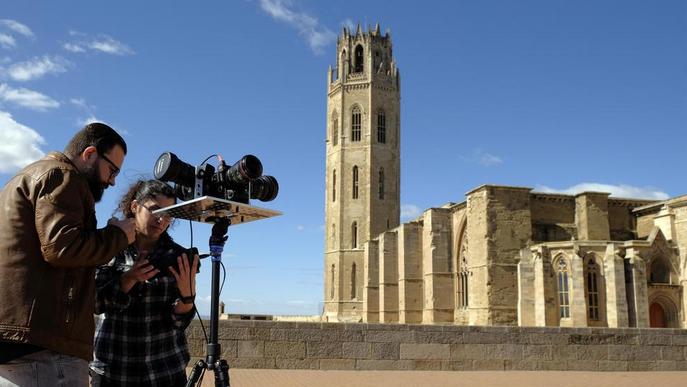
[99,153,121,181]
[140,203,174,223]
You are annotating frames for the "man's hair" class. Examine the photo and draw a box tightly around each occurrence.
[64,122,127,158]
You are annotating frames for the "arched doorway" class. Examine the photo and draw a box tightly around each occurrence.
[649,302,666,328]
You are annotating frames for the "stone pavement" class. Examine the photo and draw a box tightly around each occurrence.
[190,369,687,387]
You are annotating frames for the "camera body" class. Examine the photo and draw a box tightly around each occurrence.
[153,152,278,204]
[149,247,202,276]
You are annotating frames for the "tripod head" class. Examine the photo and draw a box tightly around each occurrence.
[209,217,230,260]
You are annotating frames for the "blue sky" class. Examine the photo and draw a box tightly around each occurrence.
[1,0,685,316]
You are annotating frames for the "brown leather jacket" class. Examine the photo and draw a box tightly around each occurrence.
[0,152,129,360]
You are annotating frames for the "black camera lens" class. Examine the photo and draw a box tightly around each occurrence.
[154,152,196,186]
[224,155,263,186]
[250,175,279,202]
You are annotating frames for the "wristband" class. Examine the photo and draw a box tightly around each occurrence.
[180,295,195,304]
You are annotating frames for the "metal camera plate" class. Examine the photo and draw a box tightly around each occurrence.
[152,196,281,225]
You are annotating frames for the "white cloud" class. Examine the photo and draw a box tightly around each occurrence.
[296,225,305,231]
[0,20,34,38]
[4,56,69,81]
[63,43,85,53]
[0,111,45,173]
[63,33,134,56]
[401,204,422,220]
[259,0,336,54]
[0,83,60,111]
[535,183,670,200]
[0,34,16,49]
[477,151,502,166]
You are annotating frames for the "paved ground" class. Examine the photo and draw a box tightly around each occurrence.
[189,369,687,387]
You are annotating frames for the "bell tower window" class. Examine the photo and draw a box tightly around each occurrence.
[354,45,364,73]
[351,106,361,142]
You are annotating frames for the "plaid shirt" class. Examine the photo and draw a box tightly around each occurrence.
[91,235,195,387]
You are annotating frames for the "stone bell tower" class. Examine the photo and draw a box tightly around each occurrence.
[323,23,401,321]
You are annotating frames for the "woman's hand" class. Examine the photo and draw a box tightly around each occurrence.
[169,253,199,314]
[120,257,159,294]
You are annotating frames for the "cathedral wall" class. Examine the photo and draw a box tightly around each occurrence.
[636,213,657,239]
[466,185,531,325]
[530,194,575,242]
[575,192,610,241]
[608,201,639,240]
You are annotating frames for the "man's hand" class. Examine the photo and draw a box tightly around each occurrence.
[108,217,136,244]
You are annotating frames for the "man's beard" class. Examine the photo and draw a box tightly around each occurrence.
[84,163,108,202]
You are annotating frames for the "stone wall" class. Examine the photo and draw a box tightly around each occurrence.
[186,320,687,371]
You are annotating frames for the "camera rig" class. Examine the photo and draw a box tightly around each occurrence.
[150,152,281,387]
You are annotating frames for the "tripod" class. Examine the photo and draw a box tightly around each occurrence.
[186,218,232,387]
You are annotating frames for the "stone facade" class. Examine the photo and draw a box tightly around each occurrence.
[322,25,687,329]
[323,24,401,321]
[356,186,687,329]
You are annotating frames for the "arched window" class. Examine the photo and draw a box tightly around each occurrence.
[377,110,386,143]
[332,169,336,202]
[331,223,336,249]
[351,263,357,299]
[650,258,671,284]
[330,264,335,300]
[557,259,571,319]
[351,221,358,249]
[340,49,347,74]
[332,112,338,146]
[352,166,359,199]
[378,168,385,199]
[351,106,361,142]
[586,259,600,321]
[354,45,364,73]
[457,227,469,309]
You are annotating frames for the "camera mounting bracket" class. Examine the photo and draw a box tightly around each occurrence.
[152,196,281,225]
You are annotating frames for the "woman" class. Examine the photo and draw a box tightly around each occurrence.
[90,180,199,386]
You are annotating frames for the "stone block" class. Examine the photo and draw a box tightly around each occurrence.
[264,341,306,358]
[365,330,415,342]
[637,334,672,346]
[414,360,443,370]
[307,341,343,359]
[274,358,319,369]
[229,357,276,369]
[598,360,629,371]
[444,360,473,371]
[575,345,608,360]
[505,359,538,370]
[414,331,464,344]
[661,346,685,361]
[483,344,524,360]
[371,342,400,360]
[220,340,238,359]
[342,342,371,359]
[399,343,450,360]
[471,359,505,370]
[238,340,264,358]
[450,344,486,360]
[355,359,414,370]
[522,345,552,360]
[319,359,356,370]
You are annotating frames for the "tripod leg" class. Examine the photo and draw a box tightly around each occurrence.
[186,359,207,387]
[213,359,230,387]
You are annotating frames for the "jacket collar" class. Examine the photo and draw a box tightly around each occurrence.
[46,151,83,174]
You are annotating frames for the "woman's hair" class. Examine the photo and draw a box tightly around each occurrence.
[117,179,176,219]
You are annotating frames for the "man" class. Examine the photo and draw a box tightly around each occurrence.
[0,123,136,386]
